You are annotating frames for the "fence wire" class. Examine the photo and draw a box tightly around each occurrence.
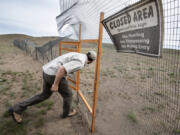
[110,0,179,134]
[56,0,180,134]
[13,37,68,64]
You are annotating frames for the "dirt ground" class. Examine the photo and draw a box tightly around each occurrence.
[0,34,179,135]
[0,36,90,135]
[79,43,180,135]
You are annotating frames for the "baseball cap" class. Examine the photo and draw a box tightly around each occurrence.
[87,51,96,61]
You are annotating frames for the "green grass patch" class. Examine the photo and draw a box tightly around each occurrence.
[33,117,45,128]
[132,67,141,71]
[34,82,41,92]
[101,69,117,78]
[20,72,40,97]
[9,92,15,98]
[113,65,128,73]
[21,90,30,98]
[2,111,10,118]
[123,73,135,79]
[148,67,154,71]
[3,100,11,108]
[157,104,165,110]
[136,62,140,66]
[0,70,21,83]
[35,100,54,110]
[0,84,11,95]
[0,45,15,53]
[173,129,180,134]
[152,132,161,135]
[142,106,155,113]
[32,131,43,135]
[140,75,146,80]
[127,112,137,123]
[113,66,124,73]
[0,78,7,82]
[36,109,47,115]
[147,71,155,78]
[168,72,175,78]
[0,119,27,135]
[1,70,18,76]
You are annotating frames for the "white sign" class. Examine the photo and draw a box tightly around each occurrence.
[102,0,164,57]
[106,2,158,35]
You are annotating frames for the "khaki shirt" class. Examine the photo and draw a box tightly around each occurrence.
[42,52,88,75]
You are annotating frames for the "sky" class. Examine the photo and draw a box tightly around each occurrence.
[0,0,60,36]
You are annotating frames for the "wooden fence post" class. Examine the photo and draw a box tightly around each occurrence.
[91,12,104,133]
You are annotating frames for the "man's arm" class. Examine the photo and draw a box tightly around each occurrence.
[51,60,84,92]
[51,66,66,92]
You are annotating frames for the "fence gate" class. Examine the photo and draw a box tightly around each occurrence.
[59,12,104,133]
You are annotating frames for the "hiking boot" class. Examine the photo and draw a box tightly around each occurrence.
[8,107,22,124]
[61,109,77,118]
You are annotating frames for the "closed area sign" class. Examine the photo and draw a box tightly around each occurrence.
[102,0,164,57]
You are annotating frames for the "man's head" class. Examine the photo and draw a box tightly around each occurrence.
[86,51,96,64]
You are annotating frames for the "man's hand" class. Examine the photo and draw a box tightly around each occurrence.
[51,66,66,92]
[51,84,59,92]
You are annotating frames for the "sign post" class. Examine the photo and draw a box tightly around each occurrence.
[102,0,164,57]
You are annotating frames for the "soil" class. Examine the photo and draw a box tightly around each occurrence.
[79,43,180,135]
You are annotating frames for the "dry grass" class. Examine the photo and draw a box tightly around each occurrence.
[0,68,54,135]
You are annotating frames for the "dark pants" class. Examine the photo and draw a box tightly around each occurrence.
[13,72,72,116]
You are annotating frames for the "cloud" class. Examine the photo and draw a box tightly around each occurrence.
[0,0,59,36]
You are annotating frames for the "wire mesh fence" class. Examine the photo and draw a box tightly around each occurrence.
[13,37,67,64]
[97,0,179,134]
[56,0,180,134]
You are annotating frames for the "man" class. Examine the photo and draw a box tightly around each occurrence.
[8,51,96,123]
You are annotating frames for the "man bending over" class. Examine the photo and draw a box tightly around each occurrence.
[8,51,96,123]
